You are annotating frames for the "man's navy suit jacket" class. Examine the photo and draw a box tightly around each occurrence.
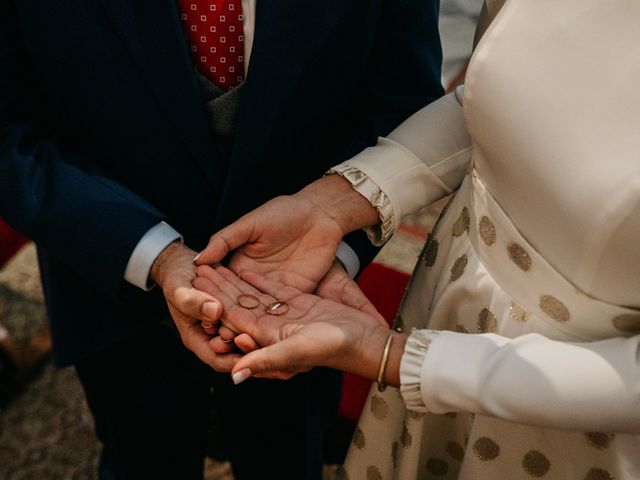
[0,0,443,365]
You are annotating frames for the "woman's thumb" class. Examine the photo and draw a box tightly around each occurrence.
[231,340,298,384]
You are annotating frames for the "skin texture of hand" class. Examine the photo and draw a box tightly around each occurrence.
[192,175,379,349]
[150,242,237,371]
[316,260,387,325]
[194,259,386,358]
[193,175,379,295]
[192,265,406,385]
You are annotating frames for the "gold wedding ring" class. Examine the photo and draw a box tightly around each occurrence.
[265,301,289,316]
[237,293,261,309]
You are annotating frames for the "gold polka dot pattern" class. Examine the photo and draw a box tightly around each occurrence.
[522,450,550,477]
[426,457,449,476]
[449,254,468,282]
[407,410,425,421]
[370,395,388,420]
[335,466,349,480]
[510,302,528,321]
[584,468,614,480]
[455,323,470,333]
[508,242,532,271]
[612,313,640,333]
[539,295,570,322]
[473,437,500,461]
[585,432,615,450]
[366,465,382,480]
[446,441,465,461]
[353,427,365,449]
[477,307,497,333]
[401,422,412,449]
[423,239,439,268]
[479,215,496,246]
[452,207,470,236]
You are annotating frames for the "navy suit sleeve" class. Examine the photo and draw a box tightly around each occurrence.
[0,1,165,299]
[344,0,444,271]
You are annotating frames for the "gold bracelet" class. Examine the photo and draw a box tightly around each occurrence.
[377,334,394,392]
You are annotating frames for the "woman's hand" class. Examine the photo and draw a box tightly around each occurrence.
[193,175,379,295]
[192,265,394,383]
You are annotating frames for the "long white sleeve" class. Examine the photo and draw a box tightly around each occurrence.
[332,89,472,244]
[400,330,640,433]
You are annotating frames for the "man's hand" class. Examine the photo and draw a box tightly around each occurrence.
[151,242,240,371]
[194,175,379,295]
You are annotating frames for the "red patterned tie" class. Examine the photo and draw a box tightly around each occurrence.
[177,0,245,91]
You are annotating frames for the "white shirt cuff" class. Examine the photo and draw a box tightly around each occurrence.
[124,222,183,291]
[335,241,360,279]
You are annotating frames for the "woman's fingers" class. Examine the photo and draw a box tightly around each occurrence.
[240,271,303,303]
[194,214,255,266]
[216,266,278,309]
[209,335,237,354]
[230,336,306,384]
[218,325,238,340]
[234,333,260,354]
[201,322,219,336]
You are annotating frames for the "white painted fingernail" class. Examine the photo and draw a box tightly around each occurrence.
[232,368,252,385]
[193,252,202,262]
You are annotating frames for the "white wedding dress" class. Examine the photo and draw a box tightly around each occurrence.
[332,0,640,478]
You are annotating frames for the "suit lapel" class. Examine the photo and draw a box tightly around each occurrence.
[98,0,223,190]
[230,1,331,172]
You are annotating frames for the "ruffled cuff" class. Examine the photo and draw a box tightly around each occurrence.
[400,329,441,412]
[326,163,395,246]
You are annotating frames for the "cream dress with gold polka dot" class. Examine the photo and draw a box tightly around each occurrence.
[331,0,640,478]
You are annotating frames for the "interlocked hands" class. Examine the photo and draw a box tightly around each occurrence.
[155,174,392,380]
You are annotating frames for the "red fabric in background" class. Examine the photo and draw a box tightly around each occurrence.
[338,263,410,423]
[0,218,28,268]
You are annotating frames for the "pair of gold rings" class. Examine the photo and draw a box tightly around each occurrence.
[237,293,289,316]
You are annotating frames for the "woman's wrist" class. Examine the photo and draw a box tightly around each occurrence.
[383,331,408,388]
[295,175,379,236]
[348,324,408,389]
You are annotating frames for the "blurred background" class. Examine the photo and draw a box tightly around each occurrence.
[0,1,482,478]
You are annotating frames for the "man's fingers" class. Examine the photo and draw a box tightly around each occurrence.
[179,320,236,370]
[209,352,244,372]
[218,325,238,340]
[172,285,222,322]
[234,333,259,353]
[201,322,219,336]
[194,216,255,266]
[209,335,237,354]
[186,323,242,371]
